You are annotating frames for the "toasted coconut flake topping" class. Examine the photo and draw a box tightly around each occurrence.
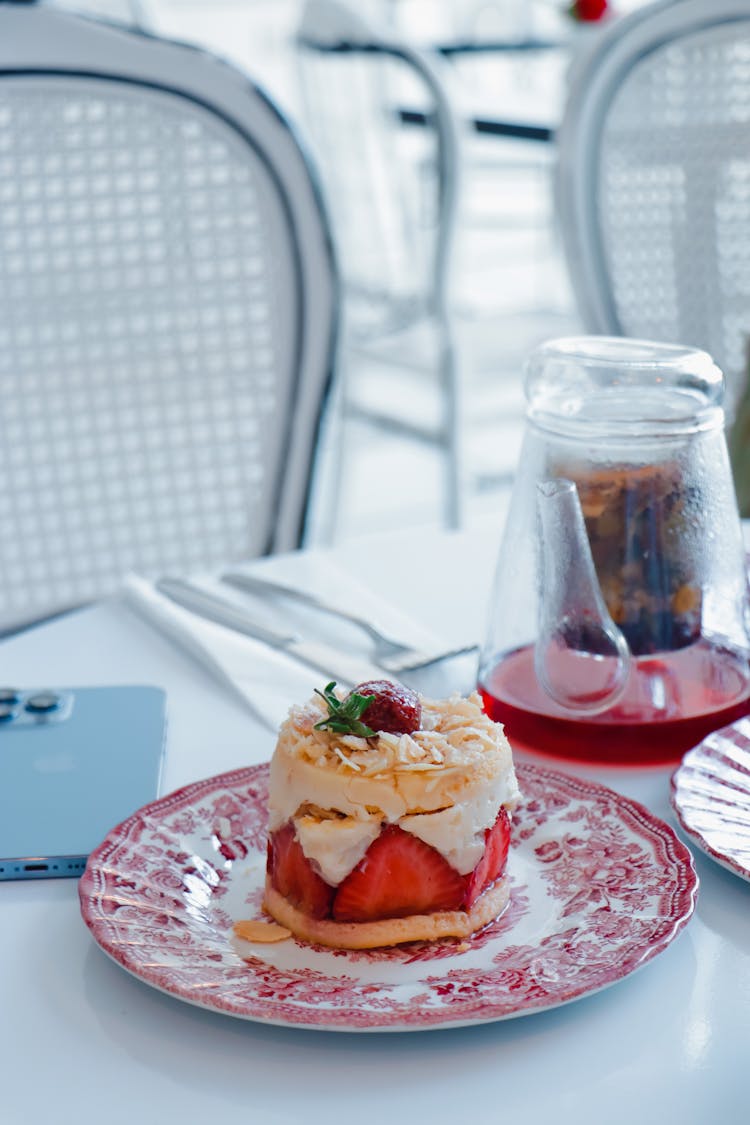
[281,690,507,778]
[332,744,361,771]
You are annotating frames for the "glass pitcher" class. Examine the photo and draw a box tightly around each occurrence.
[478,336,750,765]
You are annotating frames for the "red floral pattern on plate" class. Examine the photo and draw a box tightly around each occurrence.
[671,717,750,882]
[79,763,697,1031]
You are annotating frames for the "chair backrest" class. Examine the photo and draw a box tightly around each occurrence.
[0,4,337,631]
[295,0,460,324]
[556,0,750,407]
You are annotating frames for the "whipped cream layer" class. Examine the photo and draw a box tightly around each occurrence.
[268,691,519,884]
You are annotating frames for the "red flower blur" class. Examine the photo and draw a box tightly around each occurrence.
[569,0,608,20]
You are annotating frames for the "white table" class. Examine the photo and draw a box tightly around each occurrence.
[1,524,746,1125]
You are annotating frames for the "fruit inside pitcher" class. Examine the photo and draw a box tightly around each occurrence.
[560,461,702,656]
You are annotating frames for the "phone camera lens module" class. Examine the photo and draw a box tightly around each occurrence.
[0,688,20,705]
[25,692,62,714]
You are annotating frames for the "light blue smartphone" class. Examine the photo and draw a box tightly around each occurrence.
[0,685,167,880]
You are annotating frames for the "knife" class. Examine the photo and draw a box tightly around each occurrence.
[155,577,385,689]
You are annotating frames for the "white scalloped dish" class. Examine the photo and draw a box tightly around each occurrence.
[79,761,698,1032]
[671,717,750,882]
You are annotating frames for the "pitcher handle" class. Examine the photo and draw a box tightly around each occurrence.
[535,479,631,714]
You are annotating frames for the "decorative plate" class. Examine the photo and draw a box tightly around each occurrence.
[80,762,697,1032]
[671,717,750,882]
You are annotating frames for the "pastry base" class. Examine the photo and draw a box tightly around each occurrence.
[263,875,510,950]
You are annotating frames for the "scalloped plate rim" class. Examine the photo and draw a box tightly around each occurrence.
[670,724,750,883]
[80,762,699,1032]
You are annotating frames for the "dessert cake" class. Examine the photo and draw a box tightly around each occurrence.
[263,679,519,949]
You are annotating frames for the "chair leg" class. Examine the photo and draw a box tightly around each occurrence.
[436,314,464,530]
[313,313,465,538]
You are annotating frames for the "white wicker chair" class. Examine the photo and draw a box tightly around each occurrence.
[0,2,337,632]
[556,0,750,411]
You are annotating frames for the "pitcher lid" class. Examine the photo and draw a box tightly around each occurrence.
[524,336,724,434]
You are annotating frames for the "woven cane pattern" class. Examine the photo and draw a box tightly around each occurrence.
[0,76,298,626]
[597,24,750,398]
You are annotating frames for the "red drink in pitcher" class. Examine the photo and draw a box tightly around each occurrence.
[479,640,750,766]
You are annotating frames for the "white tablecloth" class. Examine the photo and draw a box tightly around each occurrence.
[0,522,746,1124]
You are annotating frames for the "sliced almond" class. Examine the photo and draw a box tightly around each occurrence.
[232,919,292,944]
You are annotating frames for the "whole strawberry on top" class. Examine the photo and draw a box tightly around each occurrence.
[314,679,421,737]
[262,679,520,950]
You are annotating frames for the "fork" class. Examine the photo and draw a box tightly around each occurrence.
[220,571,477,674]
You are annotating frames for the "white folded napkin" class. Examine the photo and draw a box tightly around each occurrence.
[122,561,460,731]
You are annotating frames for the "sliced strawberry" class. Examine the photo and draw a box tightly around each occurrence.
[462,807,511,910]
[332,824,466,922]
[267,822,334,919]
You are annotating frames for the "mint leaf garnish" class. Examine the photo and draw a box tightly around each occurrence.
[313,681,377,737]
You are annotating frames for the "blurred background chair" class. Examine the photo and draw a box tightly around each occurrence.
[296,0,465,533]
[0,1,337,632]
[295,0,581,538]
[556,0,750,415]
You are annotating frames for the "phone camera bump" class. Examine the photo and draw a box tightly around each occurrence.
[25,692,62,714]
